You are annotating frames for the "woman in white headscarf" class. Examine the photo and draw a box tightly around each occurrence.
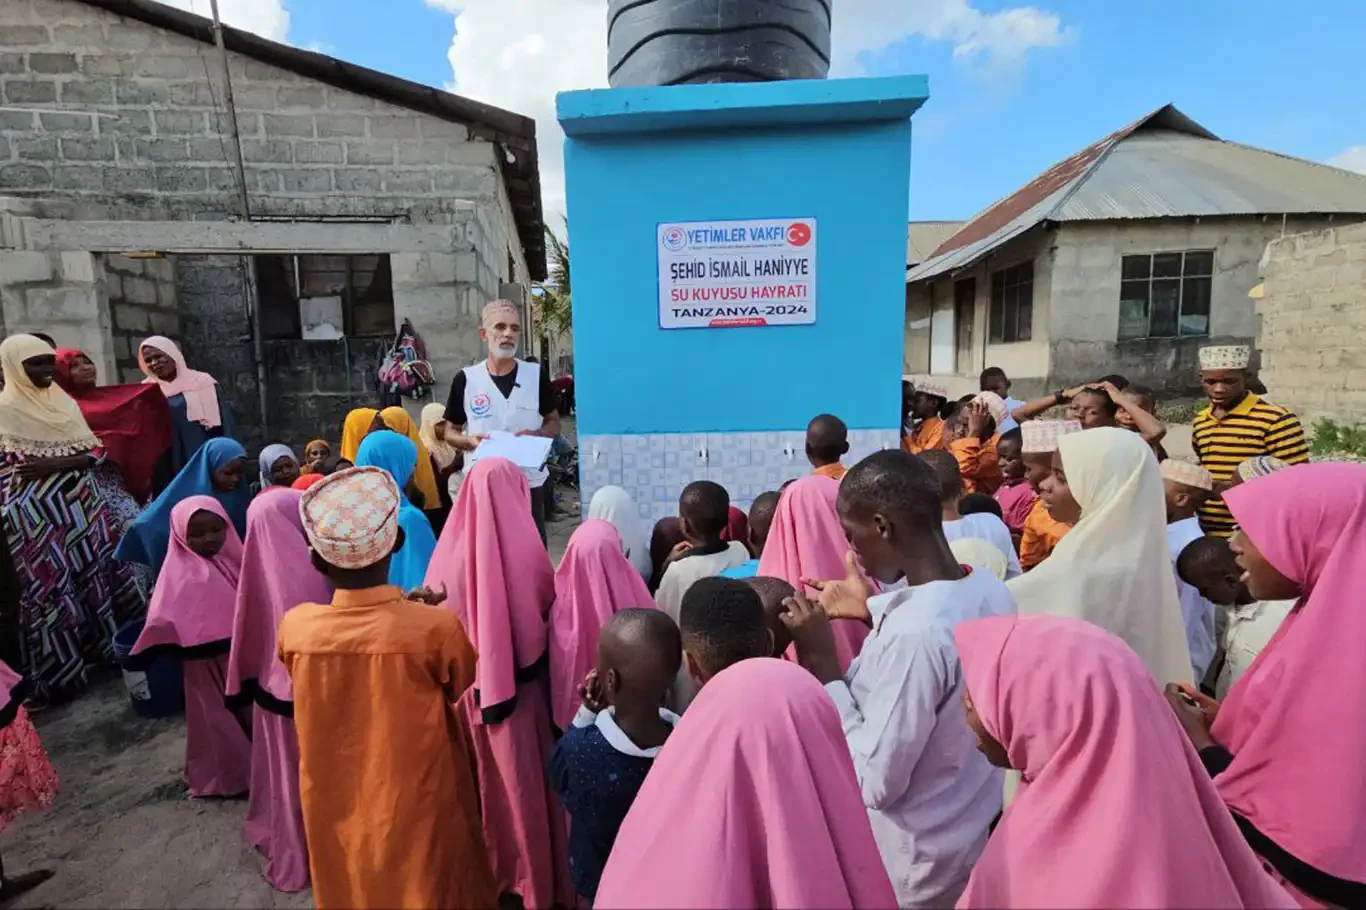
[1007,426,1191,687]
[587,486,651,581]
[257,444,299,491]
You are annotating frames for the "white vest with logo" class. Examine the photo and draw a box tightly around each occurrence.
[462,359,548,487]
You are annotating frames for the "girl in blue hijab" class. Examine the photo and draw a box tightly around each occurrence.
[116,437,251,574]
[354,430,437,590]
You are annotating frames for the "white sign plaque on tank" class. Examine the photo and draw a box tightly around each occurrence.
[657,217,817,329]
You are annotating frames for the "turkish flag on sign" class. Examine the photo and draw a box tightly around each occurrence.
[786,222,812,247]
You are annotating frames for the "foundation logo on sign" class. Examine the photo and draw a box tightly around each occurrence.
[662,227,688,251]
[657,217,818,330]
[470,392,492,418]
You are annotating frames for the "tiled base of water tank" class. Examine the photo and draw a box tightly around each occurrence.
[579,428,901,526]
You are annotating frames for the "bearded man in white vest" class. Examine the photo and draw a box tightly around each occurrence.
[444,299,561,544]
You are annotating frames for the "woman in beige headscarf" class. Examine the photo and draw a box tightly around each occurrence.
[1007,426,1191,687]
[418,402,462,535]
[0,335,145,703]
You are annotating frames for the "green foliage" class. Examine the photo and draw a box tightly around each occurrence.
[535,223,572,336]
[1310,419,1366,458]
[1155,398,1201,425]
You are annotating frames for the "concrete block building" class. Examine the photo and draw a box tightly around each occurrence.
[0,0,544,447]
[903,105,1366,397]
[1256,221,1366,423]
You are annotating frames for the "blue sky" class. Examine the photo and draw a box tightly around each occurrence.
[218,0,1366,224]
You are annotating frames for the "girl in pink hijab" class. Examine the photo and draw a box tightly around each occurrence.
[424,457,572,908]
[226,487,329,892]
[955,614,1296,909]
[757,475,870,670]
[549,519,656,733]
[1166,463,1366,907]
[595,658,896,909]
[131,495,251,798]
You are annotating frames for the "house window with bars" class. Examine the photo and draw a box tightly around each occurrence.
[1117,250,1213,340]
[255,254,395,341]
[989,260,1033,344]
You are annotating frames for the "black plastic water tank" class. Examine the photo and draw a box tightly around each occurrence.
[607,0,831,88]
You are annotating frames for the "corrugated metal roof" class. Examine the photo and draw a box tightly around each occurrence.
[1055,130,1366,220]
[906,221,963,265]
[907,103,1366,283]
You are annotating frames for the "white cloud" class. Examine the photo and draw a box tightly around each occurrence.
[832,0,1075,78]
[1328,145,1366,175]
[164,0,291,44]
[426,0,606,233]
[427,0,1072,224]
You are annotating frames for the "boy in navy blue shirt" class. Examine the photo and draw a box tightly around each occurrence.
[548,609,682,903]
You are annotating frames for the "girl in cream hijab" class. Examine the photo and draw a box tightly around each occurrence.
[1007,426,1191,687]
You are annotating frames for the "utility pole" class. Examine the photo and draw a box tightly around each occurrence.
[207,0,270,440]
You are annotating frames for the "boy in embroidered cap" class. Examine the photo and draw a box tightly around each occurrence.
[904,380,949,454]
[277,467,495,910]
[1018,420,1082,569]
[1159,459,1220,681]
[1192,344,1308,537]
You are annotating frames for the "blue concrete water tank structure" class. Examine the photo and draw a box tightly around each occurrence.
[558,75,929,523]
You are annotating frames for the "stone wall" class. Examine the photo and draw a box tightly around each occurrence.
[1257,222,1366,423]
[0,246,115,373]
[103,251,177,380]
[176,254,409,451]
[1045,216,1356,394]
[0,0,503,225]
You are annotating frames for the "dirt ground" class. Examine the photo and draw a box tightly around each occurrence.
[4,675,314,910]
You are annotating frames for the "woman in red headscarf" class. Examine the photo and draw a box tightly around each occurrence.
[54,348,171,504]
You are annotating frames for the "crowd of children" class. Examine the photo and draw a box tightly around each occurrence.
[5,329,1362,910]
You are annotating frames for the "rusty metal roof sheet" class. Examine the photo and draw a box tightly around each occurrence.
[908,104,1366,283]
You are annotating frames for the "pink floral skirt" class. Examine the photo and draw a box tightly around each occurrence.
[0,707,58,832]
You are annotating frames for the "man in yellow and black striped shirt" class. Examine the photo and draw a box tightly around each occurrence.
[1192,345,1309,536]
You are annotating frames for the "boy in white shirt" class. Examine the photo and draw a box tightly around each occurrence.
[1176,535,1294,698]
[655,481,750,709]
[1160,460,1220,681]
[920,449,1022,579]
[781,450,1016,908]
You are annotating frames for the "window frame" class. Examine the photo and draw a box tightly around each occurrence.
[988,259,1034,345]
[1117,249,1214,341]
[254,253,396,341]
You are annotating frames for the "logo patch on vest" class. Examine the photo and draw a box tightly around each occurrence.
[470,392,492,418]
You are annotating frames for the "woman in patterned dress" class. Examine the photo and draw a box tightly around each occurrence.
[0,335,145,705]
[54,348,172,600]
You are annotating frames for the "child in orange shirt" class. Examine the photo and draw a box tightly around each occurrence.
[946,393,1006,494]
[1017,419,1083,569]
[903,383,949,454]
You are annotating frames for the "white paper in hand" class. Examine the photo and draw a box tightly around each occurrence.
[467,430,553,470]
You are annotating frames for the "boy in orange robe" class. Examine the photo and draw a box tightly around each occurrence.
[278,467,495,910]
